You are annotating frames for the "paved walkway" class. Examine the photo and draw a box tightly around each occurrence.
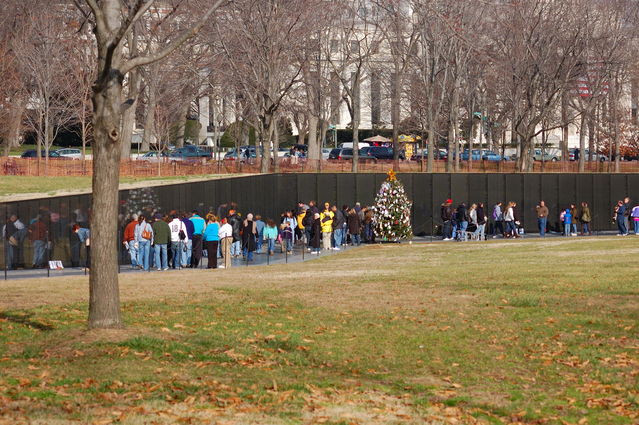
[1,229,623,281]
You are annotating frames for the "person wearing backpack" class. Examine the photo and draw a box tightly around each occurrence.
[492,202,504,238]
[169,214,188,268]
[135,215,154,271]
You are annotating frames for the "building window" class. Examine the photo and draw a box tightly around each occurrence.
[330,39,338,53]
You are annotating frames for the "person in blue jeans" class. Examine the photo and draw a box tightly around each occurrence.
[562,208,572,236]
[134,215,154,271]
[615,200,628,235]
[263,219,278,255]
[281,222,294,253]
[456,203,468,241]
[631,204,639,235]
[254,214,265,253]
[535,201,548,237]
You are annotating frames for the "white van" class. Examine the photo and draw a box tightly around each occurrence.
[338,142,371,149]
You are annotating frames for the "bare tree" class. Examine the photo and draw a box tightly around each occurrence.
[214,0,319,173]
[14,9,79,171]
[75,0,224,329]
[324,0,382,172]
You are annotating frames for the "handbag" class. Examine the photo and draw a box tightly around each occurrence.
[142,224,152,240]
[8,235,18,246]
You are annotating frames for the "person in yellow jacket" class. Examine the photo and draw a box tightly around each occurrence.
[320,202,334,250]
[296,208,306,242]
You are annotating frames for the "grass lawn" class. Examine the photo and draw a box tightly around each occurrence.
[0,175,237,198]
[0,237,637,424]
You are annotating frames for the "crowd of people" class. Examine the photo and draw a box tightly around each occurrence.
[2,195,637,271]
[439,196,637,241]
[118,200,377,271]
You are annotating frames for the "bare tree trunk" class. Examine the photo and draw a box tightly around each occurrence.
[588,109,595,163]
[2,97,26,157]
[273,119,280,173]
[427,122,435,173]
[391,72,401,165]
[561,94,569,163]
[142,85,157,152]
[446,119,454,172]
[612,77,621,173]
[307,113,320,171]
[120,68,141,159]
[175,101,190,148]
[578,111,587,172]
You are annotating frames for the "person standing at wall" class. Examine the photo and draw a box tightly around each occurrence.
[476,202,487,241]
[623,197,631,234]
[569,204,579,236]
[169,214,188,268]
[218,217,233,268]
[504,202,516,239]
[189,210,205,268]
[320,203,334,250]
[580,202,592,236]
[331,205,345,250]
[562,207,572,237]
[492,202,504,238]
[123,214,139,268]
[241,213,257,262]
[310,213,322,254]
[631,203,639,235]
[456,202,469,241]
[135,215,153,271]
[152,213,170,271]
[202,215,220,269]
[228,209,242,258]
[263,219,278,255]
[536,200,549,237]
[440,199,453,241]
[254,214,265,253]
[347,207,362,246]
[614,200,628,236]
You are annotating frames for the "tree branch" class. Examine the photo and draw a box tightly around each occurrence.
[121,0,225,75]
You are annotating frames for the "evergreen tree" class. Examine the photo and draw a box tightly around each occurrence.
[372,170,413,241]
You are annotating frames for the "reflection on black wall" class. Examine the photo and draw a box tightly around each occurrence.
[1,173,636,269]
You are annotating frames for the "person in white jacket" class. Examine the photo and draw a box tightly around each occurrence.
[168,215,188,268]
[218,218,233,269]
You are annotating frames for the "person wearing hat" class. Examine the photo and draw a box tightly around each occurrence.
[152,213,170,270]
[440,199,453,240]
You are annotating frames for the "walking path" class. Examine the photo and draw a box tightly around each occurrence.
[1,229,621,281]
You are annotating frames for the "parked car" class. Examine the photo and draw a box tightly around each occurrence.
[410,148,447,161]
[568,148,608,162]
[137,151,169,162]
[459,149,483,161]
[533,149,560,161]
[20,150,62,158]
[169,145,212,159]
[481,150,504,161]
[328,148,378,162]
[56,148,83,159]
[321,148,331,160]
[360,146,406,160]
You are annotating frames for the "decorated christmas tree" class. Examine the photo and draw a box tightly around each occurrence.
[372,170,413,241]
